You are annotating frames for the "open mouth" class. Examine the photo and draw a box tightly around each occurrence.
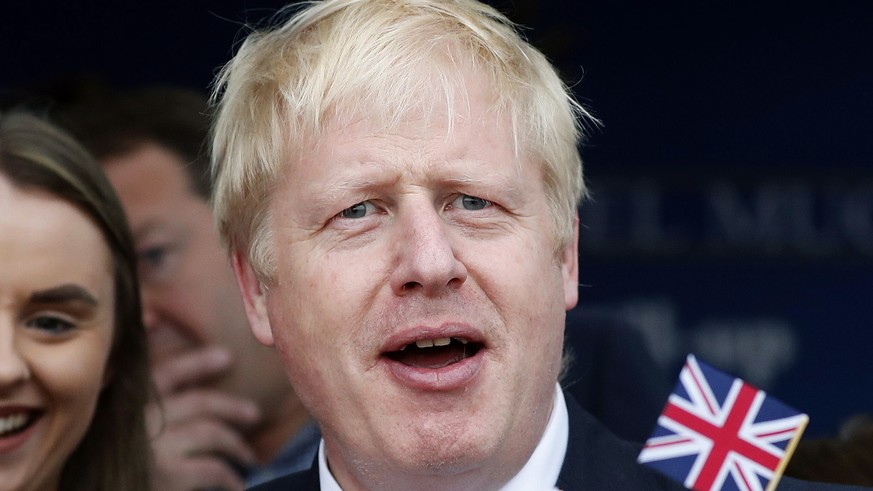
[0,411,38,438]
[385,337,483,369]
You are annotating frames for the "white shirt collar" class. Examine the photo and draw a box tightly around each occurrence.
[317,438,341,491]
[318,383,569,491]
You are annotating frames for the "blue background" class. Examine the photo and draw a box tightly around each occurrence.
[3,0,871,437]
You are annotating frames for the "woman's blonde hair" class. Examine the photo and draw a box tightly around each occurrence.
[211,0,596,281]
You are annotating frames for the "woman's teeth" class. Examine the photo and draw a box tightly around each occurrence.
[0,413,31,437]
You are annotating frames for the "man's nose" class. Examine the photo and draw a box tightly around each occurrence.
[0,321,30,389]
[389,205,468,296]
[139,287,160,332]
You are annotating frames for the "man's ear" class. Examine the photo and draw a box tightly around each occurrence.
[232,250,275,346]
[561,215,580,311]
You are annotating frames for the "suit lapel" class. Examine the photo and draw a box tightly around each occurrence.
[557,392,684,490]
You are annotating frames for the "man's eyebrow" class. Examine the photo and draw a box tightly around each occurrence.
[29,284,99,307]
[130,219,172,241]
[318,174,397,206]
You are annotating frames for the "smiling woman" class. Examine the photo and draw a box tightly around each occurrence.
[0,112,151,490]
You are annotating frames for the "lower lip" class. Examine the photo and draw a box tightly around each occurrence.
[0,415,40,454]
[381,349,485,391]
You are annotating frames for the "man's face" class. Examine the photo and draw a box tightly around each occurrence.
[103,144,287,406]
[239,75,579,487]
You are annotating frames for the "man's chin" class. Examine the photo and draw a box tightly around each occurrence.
[350,436,499,482]
[365,409,507,472]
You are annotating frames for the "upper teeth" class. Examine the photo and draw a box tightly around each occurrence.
[0,413,29,436]
[416,338,450,348]
[412,337,468,349]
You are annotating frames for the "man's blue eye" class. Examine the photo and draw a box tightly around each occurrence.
[459,195,490,211]
[27,316,76,334]
[340,202,371,219]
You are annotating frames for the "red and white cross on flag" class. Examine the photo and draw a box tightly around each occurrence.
[638,354,808,491]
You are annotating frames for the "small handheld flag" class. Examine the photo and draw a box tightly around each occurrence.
[638,354,808,491]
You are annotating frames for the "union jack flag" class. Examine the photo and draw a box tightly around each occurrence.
[637,354,808,491]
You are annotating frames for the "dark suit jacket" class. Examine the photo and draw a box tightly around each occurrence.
[562,309,671,442]
[248,394,869,490]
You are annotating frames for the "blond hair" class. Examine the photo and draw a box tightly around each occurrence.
[211,0,596,281]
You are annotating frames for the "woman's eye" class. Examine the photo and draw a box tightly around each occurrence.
[339,201,375,219]
[454,194,491,211]
[26,316,76,334]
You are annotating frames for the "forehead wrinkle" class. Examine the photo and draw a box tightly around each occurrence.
[305,126,528,207]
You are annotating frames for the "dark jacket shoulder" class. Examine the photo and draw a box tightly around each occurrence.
[557,393,685,490]
[247,463,318,491]
[248,394,871,491]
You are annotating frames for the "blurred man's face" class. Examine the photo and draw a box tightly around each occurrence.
[103,144,287,407]
[238,74,579,489]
